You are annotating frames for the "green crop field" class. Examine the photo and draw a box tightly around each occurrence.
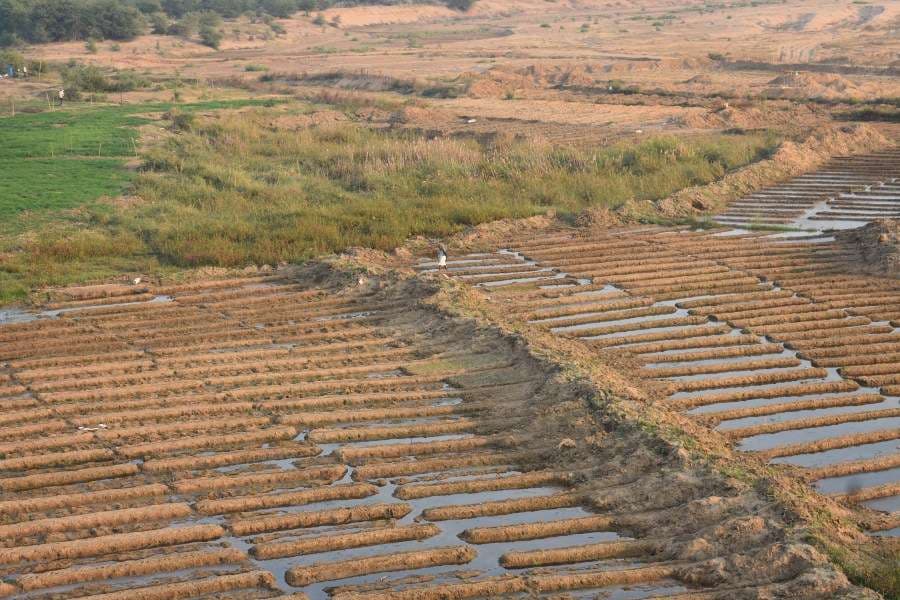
[0,107,144,220]
[0,99,275,223]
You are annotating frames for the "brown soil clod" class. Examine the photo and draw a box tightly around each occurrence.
[422,492,582,521]
[500,539,660,568]
[196,482,379,515]
[63,571,278,600]
[0,503,193,540]
[252,524,441,559]
[394,471,571,500]
[17,548,247,591]
[459,515,615,544]
[229,503,412,536]
[0,524,224,564]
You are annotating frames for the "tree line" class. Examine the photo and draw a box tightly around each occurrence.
[0,0,476,47]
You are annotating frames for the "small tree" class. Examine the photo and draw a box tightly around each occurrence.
[149,12,170,34]
[168,13,199,37]
[199,25,222,49]
[445,0,476,11]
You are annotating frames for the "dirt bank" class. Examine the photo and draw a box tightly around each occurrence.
[835,219,900,277]
[655,124,891,218]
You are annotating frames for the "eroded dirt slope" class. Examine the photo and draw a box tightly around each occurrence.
[836,219,900,277]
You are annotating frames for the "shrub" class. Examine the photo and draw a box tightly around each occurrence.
[446,0,476,10]
[170,109,200,131]
[61,63,150,95]
[0,49,25,70]
[199,25,223,48]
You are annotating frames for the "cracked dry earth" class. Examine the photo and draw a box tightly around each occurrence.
[0,267,881,599]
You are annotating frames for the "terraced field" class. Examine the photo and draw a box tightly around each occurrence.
[0,269,874,598]
[430,226,900,538]
[714,147,900,229]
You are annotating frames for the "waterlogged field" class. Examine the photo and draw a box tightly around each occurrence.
[433,155,900,566]
[0,268,887,599]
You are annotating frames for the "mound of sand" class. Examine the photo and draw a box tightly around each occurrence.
[765,72,862,100]
[465,63,600,98]
[673,102,820,131]
[835,219,900,277]
[452,214,556,252]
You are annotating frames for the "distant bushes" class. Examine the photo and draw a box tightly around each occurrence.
[0,0,479,47]
[0,0,143,45]
[60,63,151,97]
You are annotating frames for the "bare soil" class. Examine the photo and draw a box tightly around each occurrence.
[836,219,900,277]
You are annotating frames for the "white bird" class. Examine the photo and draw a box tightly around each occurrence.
[133,277,142,285]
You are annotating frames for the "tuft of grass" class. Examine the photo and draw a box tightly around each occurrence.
[818,536,900,598]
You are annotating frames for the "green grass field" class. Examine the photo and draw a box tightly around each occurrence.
[0,107,145,220]
[0,99,276,224]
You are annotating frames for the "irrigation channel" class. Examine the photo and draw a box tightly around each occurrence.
[4,272,863,599]
[428,200,900,542]
[714,147,900,230]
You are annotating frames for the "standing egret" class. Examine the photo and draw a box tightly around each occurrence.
[436,243,448,271]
